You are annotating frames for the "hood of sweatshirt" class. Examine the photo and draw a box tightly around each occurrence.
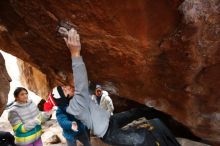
[13,99,32,107]
[101,90,109,97]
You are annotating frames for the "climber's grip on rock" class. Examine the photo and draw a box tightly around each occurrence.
[63,28,81,57]
[57,21,74,38]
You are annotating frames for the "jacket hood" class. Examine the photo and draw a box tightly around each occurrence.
[102,90,109,97]
[13,99,32,107]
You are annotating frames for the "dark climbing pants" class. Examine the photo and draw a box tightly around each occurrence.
[101,107,180,146]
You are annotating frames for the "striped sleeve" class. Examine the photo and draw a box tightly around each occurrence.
[36,112,51,124]
[8,110,39,133]
[33,101,51,124]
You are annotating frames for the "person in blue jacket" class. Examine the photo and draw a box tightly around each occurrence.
[55,87,91,146]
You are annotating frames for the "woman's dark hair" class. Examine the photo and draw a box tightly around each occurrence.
[37,99,52,120]
[37,99,46,111]
[14,87,28,97]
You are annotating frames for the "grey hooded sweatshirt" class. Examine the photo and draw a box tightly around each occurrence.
[66,57,110,137]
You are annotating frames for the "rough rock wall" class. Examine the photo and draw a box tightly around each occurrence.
[161,0,220,143]
[0,0,219,144]
[17,59,49,99]
[0,53,11,115]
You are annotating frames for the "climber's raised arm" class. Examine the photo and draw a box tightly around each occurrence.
[64,28,81,58]
[64,28,90,105]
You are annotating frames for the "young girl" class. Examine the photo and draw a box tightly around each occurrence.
[8,87,50,146]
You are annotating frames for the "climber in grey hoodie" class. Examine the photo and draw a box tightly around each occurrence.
[52,28,180,146]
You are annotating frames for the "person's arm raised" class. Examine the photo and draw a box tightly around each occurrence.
[64,29,89,101]
[64,28,81,58]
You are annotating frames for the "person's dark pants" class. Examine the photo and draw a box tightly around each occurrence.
[66,131,91,146]
[0,131,15,146]
[101,107,158,146]
[102,107,179,146]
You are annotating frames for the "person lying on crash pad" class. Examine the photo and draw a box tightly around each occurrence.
[50,27,180,146]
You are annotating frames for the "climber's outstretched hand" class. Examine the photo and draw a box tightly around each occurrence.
[64,28,81,57]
